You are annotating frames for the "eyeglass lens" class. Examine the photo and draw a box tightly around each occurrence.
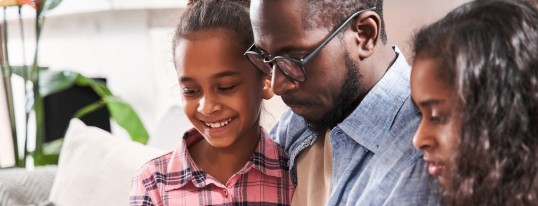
[275,59,305,82]
[246,54,272,76]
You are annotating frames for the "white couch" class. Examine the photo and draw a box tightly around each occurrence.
[0,118,168,206]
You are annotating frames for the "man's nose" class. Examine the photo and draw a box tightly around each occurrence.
[271,65,298,95]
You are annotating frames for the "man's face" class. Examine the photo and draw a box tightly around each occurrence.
[250,0,361,130]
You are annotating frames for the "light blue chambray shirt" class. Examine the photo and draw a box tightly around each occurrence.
[270,47,440,205]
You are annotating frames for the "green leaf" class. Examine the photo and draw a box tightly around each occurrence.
[32,138,62,166]
[4,66,47,79]
[39,70,78,96]
[42,138,63,154]
[73,100,105,119]
[33,153,60,166]
[74,74,112,96]
[39,0,63,16]
[5,66,27,78]
[103,96,149,144]
[71,73,149,144]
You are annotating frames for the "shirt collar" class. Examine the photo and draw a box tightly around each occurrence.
[249,130,288,178]
[338,46,412,154]
[164,128,287,191]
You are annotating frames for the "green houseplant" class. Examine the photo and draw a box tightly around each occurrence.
[0,0,149,167]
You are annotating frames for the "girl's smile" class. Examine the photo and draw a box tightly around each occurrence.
[202,117,234,129]
[198,116,237,136]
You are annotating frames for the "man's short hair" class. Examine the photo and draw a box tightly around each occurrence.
[303,0,387,44]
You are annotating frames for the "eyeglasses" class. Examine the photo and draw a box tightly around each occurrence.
[244,7,376,82]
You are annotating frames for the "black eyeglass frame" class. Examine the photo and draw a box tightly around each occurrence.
[244,7,377,82]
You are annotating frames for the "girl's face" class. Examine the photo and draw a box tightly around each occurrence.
[410,57,461,187]
[175,30,273,149]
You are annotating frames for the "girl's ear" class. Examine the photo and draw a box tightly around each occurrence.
[261,75,274,100]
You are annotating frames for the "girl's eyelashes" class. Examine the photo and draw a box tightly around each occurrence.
[218,85,238,92]
[181,84,238,96]
[182,87,200,96]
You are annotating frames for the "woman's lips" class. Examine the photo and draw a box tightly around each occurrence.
[426,161,445,176]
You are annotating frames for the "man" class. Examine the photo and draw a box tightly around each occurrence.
[244,0,439,205]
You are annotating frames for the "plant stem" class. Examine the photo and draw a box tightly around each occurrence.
[31,12,47,161]
[33,72,43,155]
[74,100,105,119]
[3,8,9,63]
[18,5,32,167]
[18,6,28,80]
[2,7,22,167]
[1,71,20,166]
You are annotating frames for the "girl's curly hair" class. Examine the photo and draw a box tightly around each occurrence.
[413,0,538,205]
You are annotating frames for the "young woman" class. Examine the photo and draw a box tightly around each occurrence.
[129,0,294,205]
[411,0,538,205]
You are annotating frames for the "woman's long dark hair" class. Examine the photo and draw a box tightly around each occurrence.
[413,0,538,205]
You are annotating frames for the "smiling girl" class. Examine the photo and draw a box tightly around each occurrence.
[411,0,538,205]
[129,0,293,205]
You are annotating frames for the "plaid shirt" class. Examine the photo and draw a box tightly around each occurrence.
[130,128,294,206]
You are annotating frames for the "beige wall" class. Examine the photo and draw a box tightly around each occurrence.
[385,0,471,62]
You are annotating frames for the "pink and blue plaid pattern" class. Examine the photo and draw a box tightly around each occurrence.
[130,128,294,206]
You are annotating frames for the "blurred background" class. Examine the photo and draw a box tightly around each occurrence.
[0,0,471,168]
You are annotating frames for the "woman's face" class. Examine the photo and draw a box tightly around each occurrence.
[174,30,272,150]
[410,57,461,187]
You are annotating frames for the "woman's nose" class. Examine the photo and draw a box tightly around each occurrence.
[413,120,436,151]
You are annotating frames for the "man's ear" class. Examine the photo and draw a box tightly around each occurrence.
[350,11,381,59]
[261,75,274,100]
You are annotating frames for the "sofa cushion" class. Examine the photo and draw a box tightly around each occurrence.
[48,119,166,206]
[0,166,56,206]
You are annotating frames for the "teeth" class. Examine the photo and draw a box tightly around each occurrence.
[205,118,232,128]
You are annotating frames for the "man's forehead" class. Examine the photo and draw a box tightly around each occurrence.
[250,0,305,29]
[250,0,311,54]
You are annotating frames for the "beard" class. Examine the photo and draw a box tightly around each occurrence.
[306,51,362,134]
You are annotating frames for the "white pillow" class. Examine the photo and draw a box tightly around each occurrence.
[49,119,166,206]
